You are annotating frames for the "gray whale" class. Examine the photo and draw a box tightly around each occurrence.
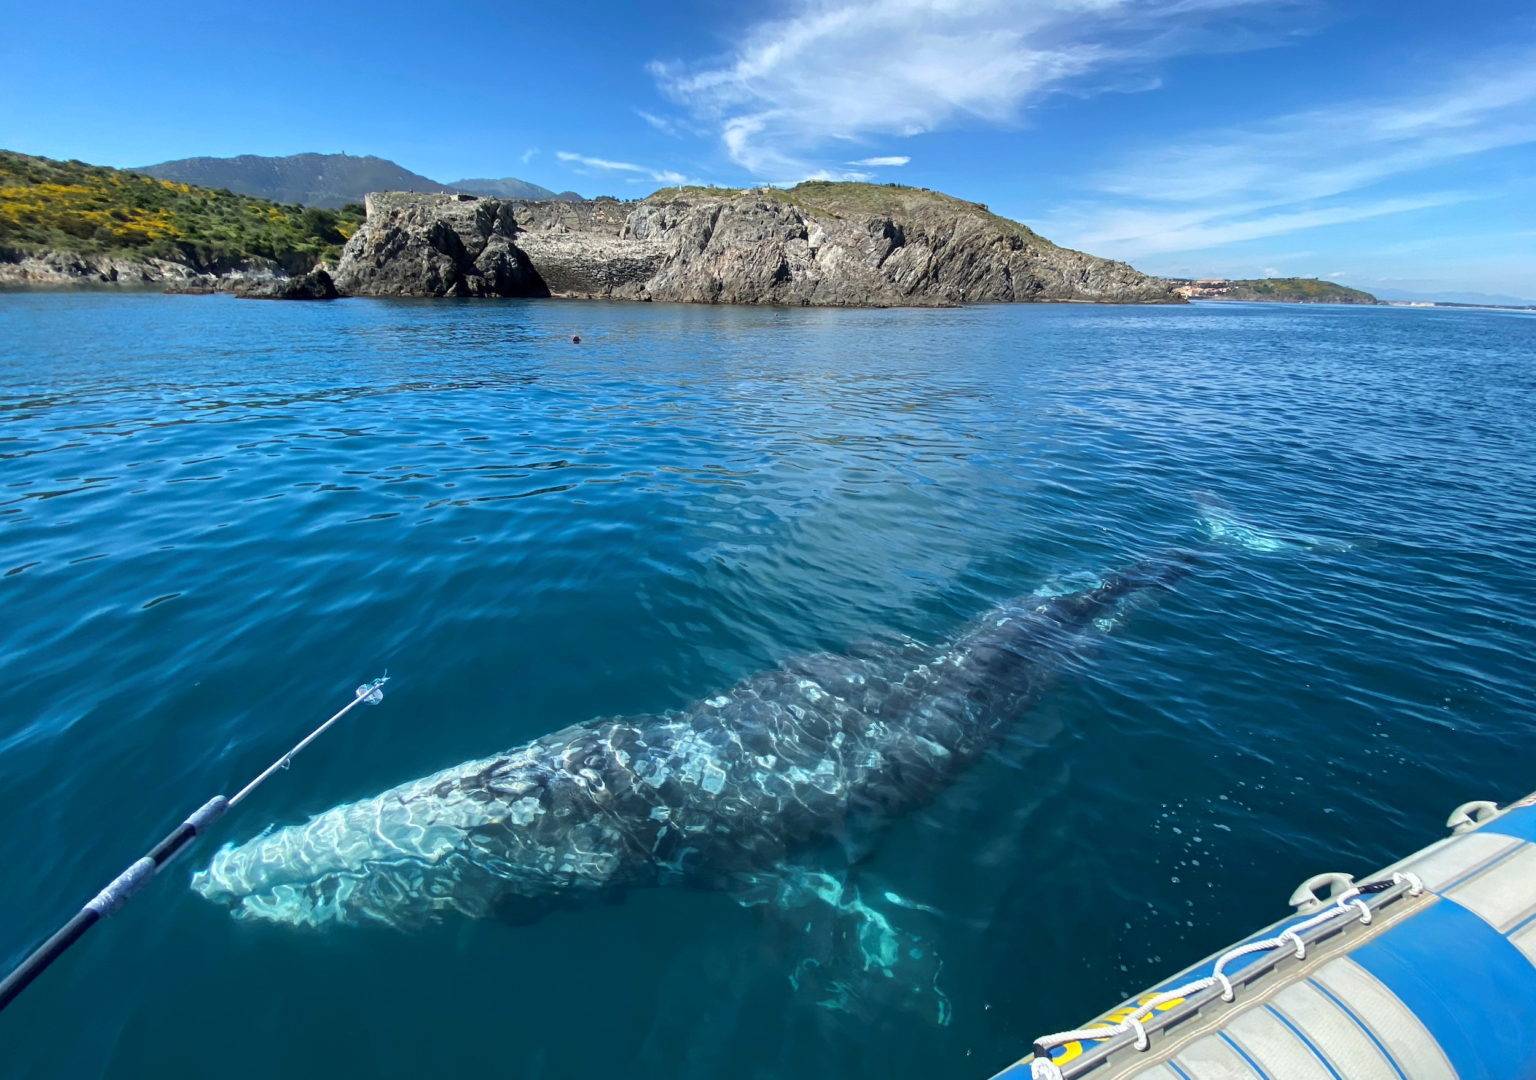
[192,557,1189,1010]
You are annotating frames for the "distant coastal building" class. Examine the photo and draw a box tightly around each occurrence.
[1172,278,1233,299]
[1168,276,1380,304]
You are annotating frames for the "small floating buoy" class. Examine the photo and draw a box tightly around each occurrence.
[571,335,581,344]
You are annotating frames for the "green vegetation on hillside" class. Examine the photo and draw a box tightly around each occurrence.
[0,151,362,273]
[1227,277,1378,303]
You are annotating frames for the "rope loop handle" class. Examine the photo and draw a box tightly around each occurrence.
[1214,972,1235,1002]
[1279,929,1306,959]
[1024,870,1421,1073]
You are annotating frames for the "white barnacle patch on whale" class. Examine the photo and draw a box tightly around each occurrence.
[508,796,542,826]
[1033,570,1107,598]
[637,759,672,788]
[700,761,728,795]
[914,735,951,759]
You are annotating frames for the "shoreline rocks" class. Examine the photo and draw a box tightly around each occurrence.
[0,250,288,293]
[231,268,339,300]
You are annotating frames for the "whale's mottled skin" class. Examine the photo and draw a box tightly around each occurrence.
[192,560,1188,939]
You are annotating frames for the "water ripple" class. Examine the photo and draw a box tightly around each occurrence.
[0,294,1531,1079]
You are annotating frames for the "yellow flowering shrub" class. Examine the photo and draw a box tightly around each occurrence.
[0,151,363,273]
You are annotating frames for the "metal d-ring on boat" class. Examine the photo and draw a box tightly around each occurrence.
[0,675,389,1014]
[994,790,1536,1080]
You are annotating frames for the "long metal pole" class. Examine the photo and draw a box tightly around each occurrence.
[0,675,388,1014]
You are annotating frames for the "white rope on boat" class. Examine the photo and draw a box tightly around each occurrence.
[1026,870,1425,1080]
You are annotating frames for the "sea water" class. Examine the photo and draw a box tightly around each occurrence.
[0,294,1531,1078]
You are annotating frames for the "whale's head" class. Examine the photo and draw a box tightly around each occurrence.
[191,744,632,930]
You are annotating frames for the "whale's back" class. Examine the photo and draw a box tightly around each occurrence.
[191,559,1191,929]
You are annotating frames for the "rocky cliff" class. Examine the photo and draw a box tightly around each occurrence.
[332,183,1177,306]
[331,193,543,297]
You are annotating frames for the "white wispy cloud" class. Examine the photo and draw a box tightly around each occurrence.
[520,148,539,165]
[849,155,910,167]
[556,150,689,185]
[1052,192,1474,257]
[649,0,1297,182]
[1038,51,1536,258]
[636,110,684,137]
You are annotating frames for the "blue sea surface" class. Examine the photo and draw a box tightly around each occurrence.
[0,294,1531,1078]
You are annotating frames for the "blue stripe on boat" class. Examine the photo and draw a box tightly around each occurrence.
[1263,1003,1344,1080]
[1216,1031,1270,1078]
[1480,802,1536,845]
[1349,897,1536,1078]
[1435,840,1522,895]
[1305,976,1409,1080]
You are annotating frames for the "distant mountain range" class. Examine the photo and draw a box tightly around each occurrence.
[134,152,582,209]
[450,176,580,201]
[1372,286,1536,307]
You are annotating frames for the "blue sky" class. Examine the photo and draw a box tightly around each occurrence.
[4,0,1534,299]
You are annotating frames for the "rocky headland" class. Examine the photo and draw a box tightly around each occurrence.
[1171,277,1379,304]
[331,185,1178,306]
[0,150,1177,306]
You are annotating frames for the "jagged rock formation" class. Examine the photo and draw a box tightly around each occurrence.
[330,193,544,298]
[332,184,1177,306]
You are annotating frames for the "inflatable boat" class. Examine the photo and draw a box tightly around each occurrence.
[994,792,1536,1079]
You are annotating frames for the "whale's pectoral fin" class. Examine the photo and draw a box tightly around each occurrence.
[1196,497,1352,555]
[729,865,952,1027]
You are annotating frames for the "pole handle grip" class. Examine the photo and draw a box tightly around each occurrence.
[0,910,99,1012]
